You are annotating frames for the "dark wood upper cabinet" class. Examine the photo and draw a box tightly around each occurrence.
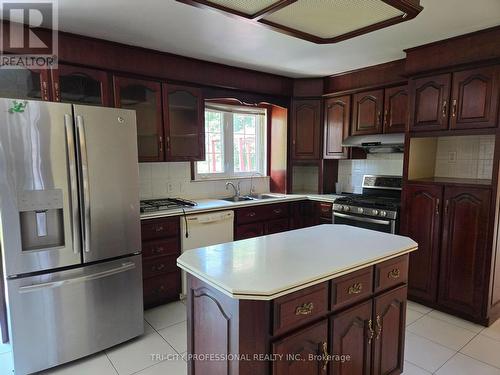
[0,68,50,101]
[450,66,499,130]
[292,99,322,160]
[324,95,350,159]
[113,76,164,162]
[331,300,372,375]
[163,84,205,161]
[438,186,491,319]
[404,184,443,304]
[272,319,328,375]
[409,73,451,132]
[383,85,408,133]
[351,89,384,136]
[372,286,406,375]
[52,65,111,106]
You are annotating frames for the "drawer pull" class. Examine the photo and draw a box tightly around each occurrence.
[320,342,329,371]
[295,302,314,316]
[348,282,363,295]
[247,212,256,217]
[273,209,282,214]
[154,285,166,294]
[388,268,401,279]
[152,247,165,254]
[153,264,166,272]
[367,319,375,344]
[375,315,382,340]
[155,226,164,232]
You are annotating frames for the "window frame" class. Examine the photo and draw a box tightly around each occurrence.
[194,104,267,180]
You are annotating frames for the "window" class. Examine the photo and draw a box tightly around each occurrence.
[195,104,267,179]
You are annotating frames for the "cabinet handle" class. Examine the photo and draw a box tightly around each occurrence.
[376,111,382,126]
[295,302,314,316]
[452,99,457,117]
[54,81,60,102]
[155,225,165,232]
[384,109,389,127]
[152,247,165,254]
[247,212,256,217]
[154,285,166,294]
[375,315,382,340]
[41,81,49,101]
[159,136,163,154]
[273,209,282,214]
[445,199,449,215]
[442,100,448,118]
[166,136,170,150]
[320,342,329,371]
[348,282,363,294]
[388,268,401,279]
[153,264,166,272]
[436,199,440,216]
[367,319,375,344]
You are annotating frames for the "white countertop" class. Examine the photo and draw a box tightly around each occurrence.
[140,194,344,220]
[177,225,417,300]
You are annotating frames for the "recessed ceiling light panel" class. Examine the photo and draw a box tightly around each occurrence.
[177,0,423,43]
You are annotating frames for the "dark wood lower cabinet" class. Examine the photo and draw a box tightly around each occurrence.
[187,255,410,375]
[273,320,328,375]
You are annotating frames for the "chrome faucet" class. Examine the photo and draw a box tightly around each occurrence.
[225,181,241,198]
[250,172,264,195]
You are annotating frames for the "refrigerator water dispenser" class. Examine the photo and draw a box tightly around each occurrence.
[18,190,65,251]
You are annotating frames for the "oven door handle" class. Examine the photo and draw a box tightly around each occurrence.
[333,212,392,225]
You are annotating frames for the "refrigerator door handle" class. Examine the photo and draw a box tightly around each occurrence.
[64,114,81,255]
[18,262,136,293]
[76,115,91,253]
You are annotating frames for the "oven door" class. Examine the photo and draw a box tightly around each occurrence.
[333,212,396,234]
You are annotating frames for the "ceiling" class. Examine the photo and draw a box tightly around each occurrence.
[54,0,500,78]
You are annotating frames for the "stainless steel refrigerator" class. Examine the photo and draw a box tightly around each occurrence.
[0,99,143,375]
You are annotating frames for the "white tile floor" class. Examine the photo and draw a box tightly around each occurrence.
[1,300,499,374]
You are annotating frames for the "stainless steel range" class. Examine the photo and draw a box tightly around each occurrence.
[333,175,402,234]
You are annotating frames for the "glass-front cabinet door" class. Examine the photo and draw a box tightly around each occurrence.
[0,68,50,101]
[52,64,111,106]
[163,84,205,161]
[114,76,164,162]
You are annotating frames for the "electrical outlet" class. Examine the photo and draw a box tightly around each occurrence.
[167,182,174,194]
[448,151,457,162]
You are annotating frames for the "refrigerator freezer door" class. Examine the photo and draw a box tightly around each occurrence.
[73,105,141,263]
[0,99,81,276]
[8,254,143,375]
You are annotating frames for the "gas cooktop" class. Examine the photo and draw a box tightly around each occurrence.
[140,198,197,213]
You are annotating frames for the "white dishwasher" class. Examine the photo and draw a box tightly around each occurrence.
[180,210,234,297]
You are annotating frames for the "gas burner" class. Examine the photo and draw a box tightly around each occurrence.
[140,198,197,213]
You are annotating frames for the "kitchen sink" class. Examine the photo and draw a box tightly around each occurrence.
[222,196,256,202]
[248,194,284,200]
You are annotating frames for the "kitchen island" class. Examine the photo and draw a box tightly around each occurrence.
[177,225,418,375]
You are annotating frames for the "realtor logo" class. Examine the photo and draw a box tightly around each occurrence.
[0,0,58,68]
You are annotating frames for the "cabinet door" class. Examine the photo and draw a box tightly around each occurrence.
[163,84,205,161]
[273,319,328,375]
[331,300,372,375]
[324,95,350,159]
[265,218,289,235]
[450,66,499,130]
[113,76,164,162]
[383,85,408,133]
[290,201,318,229]
[235,222,264,240]
[52,65,111,106]
[404,184,443,304]
[372,286,407,375]
[0,68,50,101]
[409,74,451,132]
[351,89,384,136]
[438,186,491,319]
[292,100,322,160]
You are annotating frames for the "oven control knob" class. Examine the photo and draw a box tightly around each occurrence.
[380,211,387,217]
[357,207,364,214]
[343,205,350,212]
[372,209,379,216]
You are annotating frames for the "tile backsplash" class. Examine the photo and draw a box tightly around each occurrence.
[434,135,494,180]
[292,165,319,193]
[338,154,404,193]
[139,162,270,200]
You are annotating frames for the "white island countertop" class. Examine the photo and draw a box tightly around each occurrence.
[177,225,418,300]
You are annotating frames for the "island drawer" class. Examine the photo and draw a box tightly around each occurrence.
[272,282,329,336]
[142,238,179,259]
[141,217,179,241]
[331,266,374,310]
[375,255,408,293]
[143,272,181,308]
[142,255,178,279]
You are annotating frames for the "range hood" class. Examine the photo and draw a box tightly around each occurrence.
[342,133,405,153]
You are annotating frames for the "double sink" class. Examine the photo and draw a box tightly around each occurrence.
[222,194,283,203]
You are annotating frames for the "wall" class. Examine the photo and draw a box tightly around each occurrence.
[139,162,270,200]
[291,165,320,194]
[434,135,495,180]
[338,154,404,193]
